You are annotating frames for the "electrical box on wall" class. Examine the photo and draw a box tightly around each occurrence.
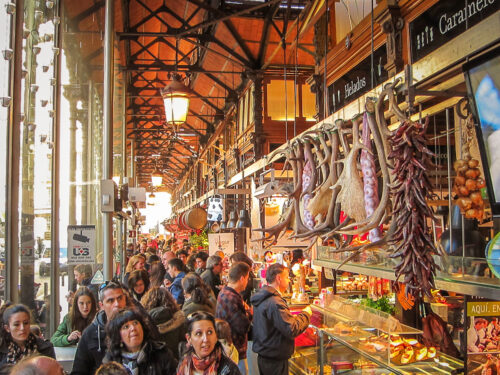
[101,179,116,212]
[129,187,146,202]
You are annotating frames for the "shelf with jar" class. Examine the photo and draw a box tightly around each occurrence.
[315,245,500,300]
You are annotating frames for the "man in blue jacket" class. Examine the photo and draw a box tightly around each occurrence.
[251,263,312,375]
[167,258,186,305]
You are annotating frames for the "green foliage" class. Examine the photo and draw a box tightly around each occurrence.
[360,296,395,315]
[189,230,208,249]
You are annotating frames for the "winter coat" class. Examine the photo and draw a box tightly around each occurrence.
[201,268,222,297]
[216,286,252,359]
[169,271,186,306]
[51,314,77,347]
[182,298,215,317]
[71,310,107,375]
[250,285,310,360]
[103,340,177,375]
[0,334,55,366]
[148,307,186,360]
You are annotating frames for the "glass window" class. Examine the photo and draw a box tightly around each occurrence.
[0,0,12,304]
[267,79,299,121]
[16,1,58,335]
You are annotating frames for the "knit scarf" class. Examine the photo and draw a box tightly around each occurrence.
[177,345,222,375]
[121,349,140,375]
[6,334,37,364]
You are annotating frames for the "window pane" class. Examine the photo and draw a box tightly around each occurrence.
[0,0,12,304]
[17,2,57,336]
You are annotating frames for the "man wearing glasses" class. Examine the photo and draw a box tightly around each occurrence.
[71,281,127,375]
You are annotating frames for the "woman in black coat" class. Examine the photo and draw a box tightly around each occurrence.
[141,286,186,360]
[0,304,55,366]
[103,308,177,375]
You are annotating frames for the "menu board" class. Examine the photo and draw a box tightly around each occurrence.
[466,296,500,373]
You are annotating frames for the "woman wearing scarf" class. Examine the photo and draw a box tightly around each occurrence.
[177,311,240,375]
[103,308,177,375]
[0,304,55,366]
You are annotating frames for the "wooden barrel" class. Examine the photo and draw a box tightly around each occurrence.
[179,212,189,231]
[184,207,207,229]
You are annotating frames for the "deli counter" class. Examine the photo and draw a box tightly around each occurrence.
[289,296,464,375]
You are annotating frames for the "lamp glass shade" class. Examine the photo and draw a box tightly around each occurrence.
[236,209,252,228]
[163,94,189,125]
[151,173,163,187]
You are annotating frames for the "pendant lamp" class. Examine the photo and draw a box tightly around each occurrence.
[226,210,238,229]
[236,209,251,228]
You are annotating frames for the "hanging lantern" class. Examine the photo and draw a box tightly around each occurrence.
[161,74,191,126]
[151,167,163,187]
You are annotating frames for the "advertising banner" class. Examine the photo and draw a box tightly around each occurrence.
[68,225,96,265]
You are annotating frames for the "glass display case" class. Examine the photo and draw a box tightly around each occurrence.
[289,296,464,374]
[316,246,500,300]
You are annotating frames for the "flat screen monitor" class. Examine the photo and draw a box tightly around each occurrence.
[463,45,500,217]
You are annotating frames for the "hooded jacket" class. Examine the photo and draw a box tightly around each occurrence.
[71,310,107,375]
[168,271,186,306]
[250,285,309,360]
[103,340,177,375]
[148,307,186,360]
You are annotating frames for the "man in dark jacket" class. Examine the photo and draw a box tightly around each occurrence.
[71,281,127,375]
[251,263,312,375]
[201,255,223,297]
[216,262,252,375]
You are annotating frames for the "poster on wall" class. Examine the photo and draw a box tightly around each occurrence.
[466,296,500,374]
[208,233,235,257]
[68,225,96,265]
[20,229,35,265]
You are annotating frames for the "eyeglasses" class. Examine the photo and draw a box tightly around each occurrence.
[99,280,120,292]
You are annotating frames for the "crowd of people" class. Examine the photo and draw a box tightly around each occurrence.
[0,237,312,375]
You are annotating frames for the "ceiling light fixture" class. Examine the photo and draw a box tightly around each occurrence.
[161,74,191,125]
[151,160,163,187]
[161,38,192,126]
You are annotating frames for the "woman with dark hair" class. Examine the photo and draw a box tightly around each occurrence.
[148,261,166,288]
[181,273,215,316]
[141,287,186,360]
[0,304,55,365]
[177,311,240,375]
[103,308,177,374]
[51,287,97,346]
[127,269,150,302]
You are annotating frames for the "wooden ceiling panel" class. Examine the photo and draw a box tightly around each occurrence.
[63,0,319,191]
